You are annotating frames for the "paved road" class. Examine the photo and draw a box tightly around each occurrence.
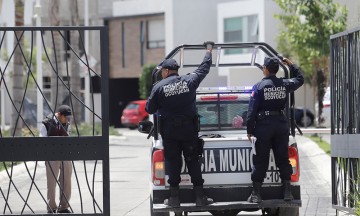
[0,128,345,216]
[111,129,338,216]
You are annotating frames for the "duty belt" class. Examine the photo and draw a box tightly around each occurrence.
[261,110,284,116]
[257,110,284,120]
[162,115,194,126]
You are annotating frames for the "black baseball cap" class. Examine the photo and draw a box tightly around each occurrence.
[161,59,180,70]
[263,57,279,74]
[57,105,72,116]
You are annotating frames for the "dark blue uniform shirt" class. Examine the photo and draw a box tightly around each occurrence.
[146,51,212,118]
[246,64,304,134]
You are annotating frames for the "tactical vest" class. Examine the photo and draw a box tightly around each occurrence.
[42,114,69,136]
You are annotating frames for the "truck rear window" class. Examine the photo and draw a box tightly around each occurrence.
[196,92,250,131]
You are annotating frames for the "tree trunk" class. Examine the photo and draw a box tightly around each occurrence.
[316,69,326,126]
[68,0,81,124]
[11,0,24,136]
[49,0,65,109]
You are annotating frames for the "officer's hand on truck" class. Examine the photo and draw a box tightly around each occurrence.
[203,41,215,52]
[247,134,253,142]
[277,54,293,66]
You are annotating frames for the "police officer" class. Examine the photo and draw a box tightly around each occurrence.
[40,105,73,213]
[246,57,304,203]
[146,41,215,207]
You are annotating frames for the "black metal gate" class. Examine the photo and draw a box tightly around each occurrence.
[0,26,109,215]
[330,26,360,215]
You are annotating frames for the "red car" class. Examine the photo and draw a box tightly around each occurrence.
[121,100,149,129]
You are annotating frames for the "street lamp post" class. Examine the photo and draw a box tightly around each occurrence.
[84,0,90,123]
[34,0,43,131]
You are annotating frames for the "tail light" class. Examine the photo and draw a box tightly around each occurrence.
[200,95,238,101]
[152,149,165,186]
[288,146,299,182]
[323,103,331,108]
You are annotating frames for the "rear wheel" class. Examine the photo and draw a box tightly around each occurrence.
[299,113,313,127]
[265,207,299,216]
[150,197,170,216]
[210,209,240,216]
[278,207,299,216]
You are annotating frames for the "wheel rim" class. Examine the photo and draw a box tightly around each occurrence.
[301,115,312,127]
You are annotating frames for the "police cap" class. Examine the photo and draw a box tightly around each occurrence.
[161,59,180,70]
[57,105,72,116]
[263,57,279,74]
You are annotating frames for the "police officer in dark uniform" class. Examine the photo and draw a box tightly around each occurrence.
[146,41,215,208]
[246,57,304,203]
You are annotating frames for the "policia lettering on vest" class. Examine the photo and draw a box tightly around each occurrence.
[246,56,304,203]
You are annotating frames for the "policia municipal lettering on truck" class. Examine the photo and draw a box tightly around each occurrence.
[178,147,281,182]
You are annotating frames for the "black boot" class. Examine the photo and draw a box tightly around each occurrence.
[164,186,180,207]
[194,185,214,207]
[247,182,262,203]
[283,180,293,201]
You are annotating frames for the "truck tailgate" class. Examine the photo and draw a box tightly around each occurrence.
[166,137,282,186]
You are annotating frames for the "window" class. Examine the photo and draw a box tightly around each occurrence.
[43,77,51,89]
[196,92,250,131]
[147,19,165,49]
[224,15,258,54]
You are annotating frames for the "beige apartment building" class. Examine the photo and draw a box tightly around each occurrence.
[105,13,165,79]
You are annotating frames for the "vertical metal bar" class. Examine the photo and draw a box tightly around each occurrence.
[348,34,353,134]
[179,47,184,68]
[216,46,221,67]
[121,22,125,68]
[140,21,144,66]
[100,26,110,216]
[330,39,334,135]
[331,157,337,205]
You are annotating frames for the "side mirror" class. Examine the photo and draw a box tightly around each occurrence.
[138,121,153,134]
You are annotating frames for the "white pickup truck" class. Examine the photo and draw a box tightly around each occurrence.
[139,43,301,216]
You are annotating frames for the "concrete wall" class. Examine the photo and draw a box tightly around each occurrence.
[113,0,165,17]
[107,14,165,78]
[167,0,237,87]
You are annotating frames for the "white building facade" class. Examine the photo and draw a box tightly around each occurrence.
[113,0,313,110]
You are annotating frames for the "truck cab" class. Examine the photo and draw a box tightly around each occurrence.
[139,43,301,216]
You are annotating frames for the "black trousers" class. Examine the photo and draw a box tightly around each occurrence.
[161,120,204,187]
[251,116,292,182]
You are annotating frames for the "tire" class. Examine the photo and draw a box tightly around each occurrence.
[209,209,240,216]
[129,125,137,130]
[264,208,278,216]
[265,207,299,216]
[150,197,170,216]
[278,207,299,216]
[299,114,313,127]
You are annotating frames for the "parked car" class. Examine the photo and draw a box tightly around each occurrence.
[23,97,52,127]
[292,107,315,127]
[120,100,148,129]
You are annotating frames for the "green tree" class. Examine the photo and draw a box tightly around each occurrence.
[139,64,156,99]
[274,0,347,125]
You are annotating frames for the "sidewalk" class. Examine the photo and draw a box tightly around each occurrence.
[296,135,333,216]
[296,135,353,216]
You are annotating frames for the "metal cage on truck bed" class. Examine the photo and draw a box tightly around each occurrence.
[146,42,302,216]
